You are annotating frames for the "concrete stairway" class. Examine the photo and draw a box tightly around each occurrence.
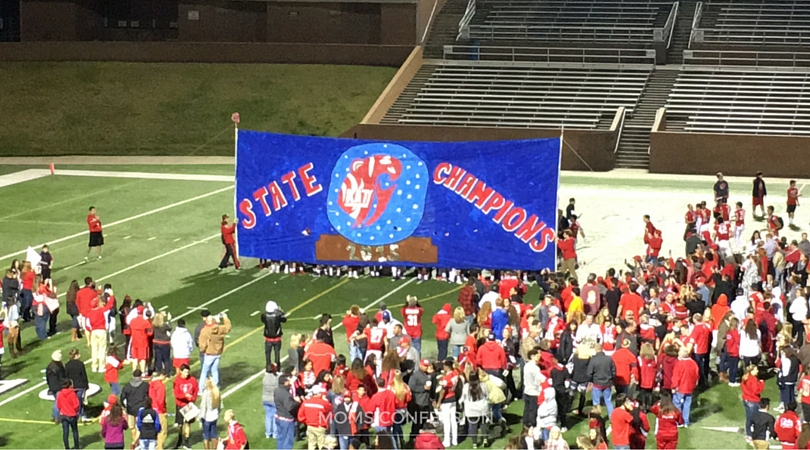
[667,0,698,64]
[616,67,680,169]
[423,0,471,59]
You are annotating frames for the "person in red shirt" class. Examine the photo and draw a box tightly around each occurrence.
[364,322,387,376]
[690,313,712,386]
[734,201,746,248]
[86,206,104,260]
[638,343,658,411]
[714,217,732,259]
[149,370,169,449]
[86,297,114,373]
[768,206,784,237]
[788,180,801,226]
[776,401,802,450]
[610,394,636,450]
[672,347,699,427]
[724,317,742,385]
[646,230,663,263]
[401,296,424,356]
[650,394,683,449]
[612,339,639,393]
[304,338,337,376]
[370,377,396,433]
[617,283,644,323]
[75,277,97,346]
[297,385,333,448]
[56,379,81,449]
[477,333,506,377]
[173,364,199,449]
[685,204,697,235]
[432,305,452,362]
[128,310,153,372]
[223,409,249,450]
[219,214,240,270]
[557,231,578,281]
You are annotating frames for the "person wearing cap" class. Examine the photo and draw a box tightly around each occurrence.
[477,333,507,379]
[333,389,364,449]
[297,384,332,449]
[262,300,286,367]
[47,350,67,422]
[408,359,433,442]
[219,214,240,270]
[381,310,404,339]
[170,319,194,377]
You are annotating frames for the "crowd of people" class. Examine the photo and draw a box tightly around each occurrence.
[6,175,810,450]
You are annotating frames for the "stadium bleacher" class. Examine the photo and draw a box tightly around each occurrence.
[692,0,810,47]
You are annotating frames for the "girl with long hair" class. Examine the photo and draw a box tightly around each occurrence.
[19,260,35,322]
[152,312,172,376]
[777,347,800,412]
[5,287,21,358]
[391,373,411,448]
[288,333,305,372]
[31,275,51,341]
[740,318,762,368]
[199,377,222,450]
[650,393,683,449]
[742,364,764,443]
[66,280,81,342]
[101,403,128,449]
[638,342,658,411]
[477,302,492,331]
[544,426,569,450]
[447,306,470,358]
[380,350,402,385]
[461,372,490,448]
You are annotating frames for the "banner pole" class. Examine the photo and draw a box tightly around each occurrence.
[231,113,241,254]
[555,126,563,273]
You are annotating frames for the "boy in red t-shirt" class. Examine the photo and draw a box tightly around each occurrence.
[86,206,104,260]
[788,180,801,226]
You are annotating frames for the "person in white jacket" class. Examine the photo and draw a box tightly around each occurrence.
[460,372,490,448]
[170,319,194,377]
[536,373,557,442]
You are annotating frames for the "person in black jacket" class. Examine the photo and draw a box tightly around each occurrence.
[333,391,364,449]
[753,171,767,219]
[407,360,433,442]
[274,375,300,450]
[750,398,776,447]
[557,322,576,364]
[569,346,592,416]
[136,395,161,448]
[47,350,67,422]
[261,300,287,367]
[120,370,150,442]
[65,349,89,422]
[586,344,616,416]
[604,279,621,319]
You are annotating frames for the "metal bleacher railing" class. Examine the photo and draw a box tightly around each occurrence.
[688,1,703,49]
[690,2,810,47]
[684,49,810,70]
[657,1,679,48]
[442,45,657,66]
[457,0,476,40]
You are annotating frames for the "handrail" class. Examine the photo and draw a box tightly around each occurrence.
[683,49,810,70]
[689,1,703,49]
[457,0,476,41]
[421,0,440,44]
[612,107,627,154]
[666,2,678,49]
[442,45,657,65]
[655,1,678,46]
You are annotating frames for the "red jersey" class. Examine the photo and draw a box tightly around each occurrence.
[700,208,711,223]
[370,389,396,427]
[769,215,782,235]
[714,222,730,241]
[775,411,802,449]
[735,208,746,227]
[105,355,123,383]
[650,402,683,439]
[439,370,460,403]
[619,292,644,322]
[149,379,167,414]
[129,316,153,347]
[342,314,360,342]
[401,306,424,338]
[788,187,800,206]
[173,375,199,407]
[76,286,97,317]
[611,407,634,446]
[221,223,236,245]
[600,324,617,352]
[432,306,452,341]
[685,210,696,225]
[725,329,741,358]
[225,421,249,450]
[690,323,711,354]
[87,214,102,232]
[365,327,387,352]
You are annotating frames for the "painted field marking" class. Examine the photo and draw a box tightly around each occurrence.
[0,185,232,261]
[250,311,261,317]
[222,278,415,399]
[147,237,156,241]
[123,236,132,240]
[0,169,50,188]
[159,305,170,311]
[55,169,233,183]
[173,273,272,322]
[0,381,47,407]
[174,238,181,242]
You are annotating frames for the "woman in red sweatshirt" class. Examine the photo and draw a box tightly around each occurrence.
[56,379,81,449]
[650,394,683,449]
[742,364,765,442]
[638,343,659,411]
[724,317,742,385]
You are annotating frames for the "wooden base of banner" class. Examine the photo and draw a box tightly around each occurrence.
[315,234,438,264]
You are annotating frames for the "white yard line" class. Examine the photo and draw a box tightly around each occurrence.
[147,237,156,241]
[0,185,233,261]
[0,169,50,188]
[55,169,233,183]
[222,278,416,399]
[0,381,48,407]
[172,273,271,321]
[250,311,261,317]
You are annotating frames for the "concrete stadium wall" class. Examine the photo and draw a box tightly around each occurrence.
[341,124,617,172]
[0,41,412,65]
[650,131,810,178]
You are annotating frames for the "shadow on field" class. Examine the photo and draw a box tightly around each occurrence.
[0,433,9,446]
[219,361,259,388]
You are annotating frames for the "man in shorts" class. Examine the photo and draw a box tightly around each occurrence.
[173,364,199,450]
[86,206,104,261]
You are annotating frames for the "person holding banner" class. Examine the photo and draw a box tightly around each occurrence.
[219,214,240,271]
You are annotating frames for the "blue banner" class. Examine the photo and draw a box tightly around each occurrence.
[235,131,560,270]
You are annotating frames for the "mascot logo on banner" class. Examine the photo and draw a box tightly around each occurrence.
[327,143,428,246]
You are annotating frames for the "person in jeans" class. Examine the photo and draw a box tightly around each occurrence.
[261,301,286,367]
[152,312,173,377]
[56,379,81,449]
[445,307,470,358]
[274,375,300,450]
[137,395,161,450]
[587,343,616,416]
[522,349,542,428]
[101,403,128,449]
[199,313,232,388]
[672,346,700,427]
[64,348,89,422]
[262,363,279,439]
[199,377,222,450]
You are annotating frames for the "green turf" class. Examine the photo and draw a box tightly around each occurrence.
[0,62,395,157]
[0,170,783,449]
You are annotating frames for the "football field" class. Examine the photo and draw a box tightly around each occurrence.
[0,162,802,449]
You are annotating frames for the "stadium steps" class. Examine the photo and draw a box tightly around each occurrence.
[423,0,471,59]
[616,67,679,169]
[667,0,698,64]
[380,65,438,124]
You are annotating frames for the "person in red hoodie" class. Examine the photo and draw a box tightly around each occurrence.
[432,304,452,362]
[776,401,802,450]
[297,385,333,449]
[56,379,81,449]
[650,393,683,449]
[149,370,169,450]
[218,214,240,270]
[612,339,639,394]
[646,229,663,263]
[638,342,659,411]
[672,346,699,427]
[629,398,650,450]
[105,347,124,396]
[617,283,644,323]
[610,394,635,450]
[742,364,765,443]
[223,409,249,450]
[414,421,445,450]
[476,333,506,378]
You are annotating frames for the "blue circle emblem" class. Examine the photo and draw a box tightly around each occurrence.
[327,143,427,245]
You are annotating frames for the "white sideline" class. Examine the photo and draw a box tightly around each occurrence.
[55,169,233,183]
[0,381,47,407]
[0,185,233,261]
[0,169,50,188]
[221,278,416,399]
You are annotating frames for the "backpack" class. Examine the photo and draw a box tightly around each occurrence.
[776,216,784,230]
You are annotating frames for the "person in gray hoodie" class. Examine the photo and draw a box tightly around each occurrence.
[262,363,280,439]
[274,375,300,450]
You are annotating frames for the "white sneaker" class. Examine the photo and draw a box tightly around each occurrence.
[84,256,88,262]
[97,255,102,260]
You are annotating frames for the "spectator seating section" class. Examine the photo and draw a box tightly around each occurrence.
[696,1,810,46]
[396,63,652,129]
[665,67,810,135]
[468,0,673,43]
